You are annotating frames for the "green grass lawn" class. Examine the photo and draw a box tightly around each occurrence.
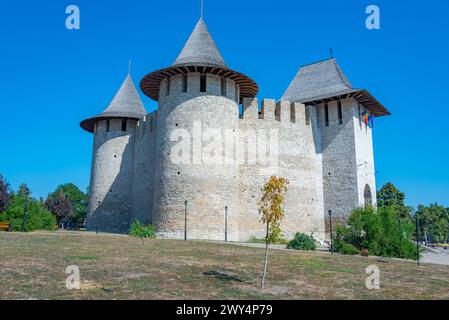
[0,231,448,300]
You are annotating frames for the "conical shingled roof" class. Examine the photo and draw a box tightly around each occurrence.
[173,18,226,67]
[81,74,147,132]
[140,18,258,101]
[281,58,390,116]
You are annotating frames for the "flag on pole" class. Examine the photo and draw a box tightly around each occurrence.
[361,111,368,125]
[368,115,374,128]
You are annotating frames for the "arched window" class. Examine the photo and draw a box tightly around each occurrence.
[364,184,372,206]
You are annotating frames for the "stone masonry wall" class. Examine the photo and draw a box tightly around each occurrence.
[86,118,136,233]
[238,98,325,241]
[318,98,366,231]
[151,73,240,240]
[87,87,376,242]
[352,101,377,206]
[131,111,158,224]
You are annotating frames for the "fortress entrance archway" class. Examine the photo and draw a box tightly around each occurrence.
[364,184,373,206]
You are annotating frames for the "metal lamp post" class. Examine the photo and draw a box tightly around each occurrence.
[65,194,70,230]
[416,217,420,266]
[96,201,100,235]
[328,209,333,254]
[184,200,188,241]
[21,190,29,232]
[224,206,228,242]
[96,215,99,235]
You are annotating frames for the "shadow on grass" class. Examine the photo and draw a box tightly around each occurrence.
[203,271,244,283]
[64,255,99,261]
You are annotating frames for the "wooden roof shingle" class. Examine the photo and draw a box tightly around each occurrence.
[282,58,390,117]
[81,74,147,132]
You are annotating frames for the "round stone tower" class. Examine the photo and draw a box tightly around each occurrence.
[140,17,258,240]
[81,74,146,233]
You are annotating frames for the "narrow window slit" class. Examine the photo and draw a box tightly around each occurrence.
[182,75,188,93]
[324,103,329,127]
[305,108,311,125]
[166,78,171,96]
[338,101,343,125]
[221,78,227,96]
[200,75,207,92]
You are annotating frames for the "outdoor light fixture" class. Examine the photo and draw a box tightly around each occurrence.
[225,206,228,242]
[184,200,188,241]
[328,209,333,254]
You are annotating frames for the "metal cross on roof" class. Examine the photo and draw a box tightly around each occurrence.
[200,0,204,18]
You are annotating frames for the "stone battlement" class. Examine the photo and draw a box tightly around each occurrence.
[134,111,158,142]
[240,98,312,126]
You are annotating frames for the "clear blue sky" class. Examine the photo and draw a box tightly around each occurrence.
[0,0,448,208]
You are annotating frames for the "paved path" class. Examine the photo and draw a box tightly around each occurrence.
[31,231,449,266]
[214,240,449,266]
[422,248,449,266]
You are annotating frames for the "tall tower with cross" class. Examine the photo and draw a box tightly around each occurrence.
[139,11,258,239]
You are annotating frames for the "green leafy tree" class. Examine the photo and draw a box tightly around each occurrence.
[0,184,56,232]
[259,176,289,289]
[47,183,88,224]
[377,183,409,219]
[334,206,417,259]
[415,204,449,243]
[0,175,11,213]
[45,192,72,224]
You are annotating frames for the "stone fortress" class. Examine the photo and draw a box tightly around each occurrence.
[81,15,390,242]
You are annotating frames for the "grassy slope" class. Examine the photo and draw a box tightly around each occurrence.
[0,231,448,300]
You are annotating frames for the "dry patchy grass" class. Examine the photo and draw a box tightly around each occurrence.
[0,231,448,300]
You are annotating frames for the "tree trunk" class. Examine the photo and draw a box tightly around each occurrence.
[261,222,269,289]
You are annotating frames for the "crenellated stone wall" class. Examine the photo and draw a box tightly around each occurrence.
[86,78,376,243]
[238,98,325,241]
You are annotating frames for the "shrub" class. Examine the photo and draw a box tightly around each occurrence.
[334,206,418,260]
[129,221,156,239]
[287,233,317,251]
[337,243,359,255]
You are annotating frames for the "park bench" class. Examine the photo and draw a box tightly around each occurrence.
[0,222,10,232]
